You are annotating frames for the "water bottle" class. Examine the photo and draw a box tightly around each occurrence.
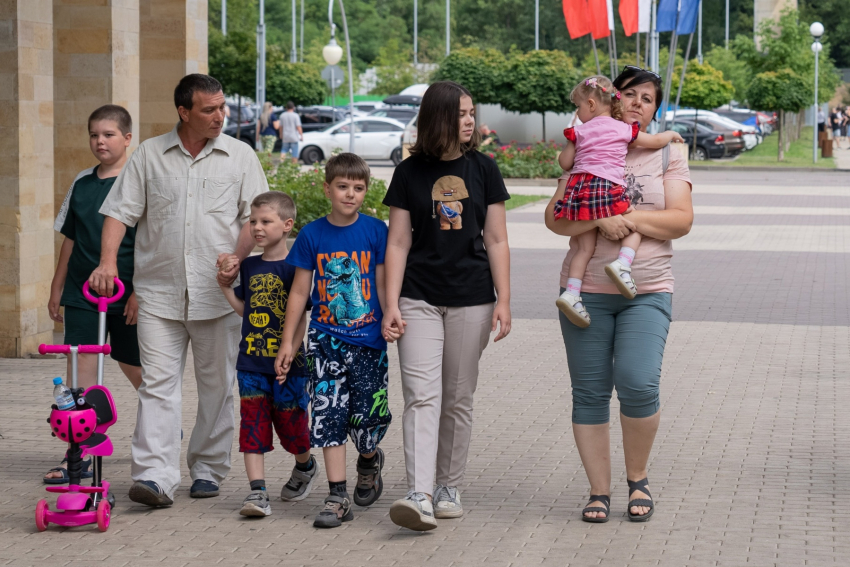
[52,377,75,411]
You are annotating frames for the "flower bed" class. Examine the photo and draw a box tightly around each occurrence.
[485,141,563,179]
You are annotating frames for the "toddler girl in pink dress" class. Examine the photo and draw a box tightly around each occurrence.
[554,76,683,328]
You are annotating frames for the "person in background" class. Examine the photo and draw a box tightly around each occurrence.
[260,102,281,155]
[280,101,303,163]
[478,124,501,148]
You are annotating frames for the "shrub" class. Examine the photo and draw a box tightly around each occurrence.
[259,156,389,236]
[485,142,562,179]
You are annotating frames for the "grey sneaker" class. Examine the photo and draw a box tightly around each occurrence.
[280,456,320,502]
[389,491,438,531]
[433,484,463,519]
[239,490,271,517]
[313,493,354,528]
[354,448,384,507]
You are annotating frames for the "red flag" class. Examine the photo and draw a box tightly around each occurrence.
[588,0,610,39]
[619,0,639,36]
[562,0,590,39]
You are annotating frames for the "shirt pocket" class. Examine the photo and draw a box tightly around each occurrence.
[204,175,240,215]
[147,177,179,219]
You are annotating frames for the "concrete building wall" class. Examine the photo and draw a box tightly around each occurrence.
[754,0,797,35]
[0,1,57,357]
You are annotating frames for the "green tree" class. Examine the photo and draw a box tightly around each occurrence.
[671,61,735,156]
[499,50,579,140]
[432,47,507,105]
[265,48,327,106]
[703,45,751,102]
[208,29,256,97]
[371,38,431,95]
[746,69,811,161]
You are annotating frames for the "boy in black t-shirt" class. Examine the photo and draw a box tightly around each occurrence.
[44,105,141,484]
[219,192,318,518]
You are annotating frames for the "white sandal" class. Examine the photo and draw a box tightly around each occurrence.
[605,260,637,299]
[556,291,591,328]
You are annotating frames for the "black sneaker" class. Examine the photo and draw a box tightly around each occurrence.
[354,448,384,507]
[313,493,353,528]
[189,479,220,498]
[128,480,173,507]
[280,456,320,502]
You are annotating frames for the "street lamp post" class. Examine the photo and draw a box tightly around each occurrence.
[222,0,227,34]
[413,0,418,64]
[446,0,450,56]
[535,0,539,50]
[324,0,355,153]
[811,21,824,164]
[291,0,297,62]
[255,0,266,151]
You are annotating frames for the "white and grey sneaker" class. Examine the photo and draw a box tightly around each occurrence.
[389,491,438,531]
[239,490,271,517]
[433,484,463,519]
[280,456,320,502]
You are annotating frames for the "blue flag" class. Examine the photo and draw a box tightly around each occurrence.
[656,0,678,32]
[677,0,699,35]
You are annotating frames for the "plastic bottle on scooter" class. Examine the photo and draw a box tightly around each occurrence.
[52,377,75,411]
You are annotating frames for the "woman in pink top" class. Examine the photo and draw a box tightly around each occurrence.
[554,76,682,328]
[545,67,693,523]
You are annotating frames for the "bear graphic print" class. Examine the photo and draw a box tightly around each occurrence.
[431,175,469,230]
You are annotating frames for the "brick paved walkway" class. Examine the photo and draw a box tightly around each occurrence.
[2,171,849,566]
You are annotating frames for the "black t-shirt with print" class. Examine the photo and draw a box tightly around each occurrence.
[383,151,510,307]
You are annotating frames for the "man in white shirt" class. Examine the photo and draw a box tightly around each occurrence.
[90,74,267,507]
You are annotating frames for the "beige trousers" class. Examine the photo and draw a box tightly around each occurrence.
[131,308,241,498]
[396,298,494,494]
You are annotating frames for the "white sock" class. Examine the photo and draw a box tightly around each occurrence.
[566,278,582,296]
[617,247,636,267]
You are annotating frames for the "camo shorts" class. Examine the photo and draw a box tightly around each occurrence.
[306,327,392,454]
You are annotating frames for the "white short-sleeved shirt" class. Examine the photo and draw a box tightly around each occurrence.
[100,125,268,321]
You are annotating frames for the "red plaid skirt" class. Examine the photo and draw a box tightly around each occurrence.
[553,173,629,221]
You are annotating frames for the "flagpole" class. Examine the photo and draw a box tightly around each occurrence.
[725,0,729,49]
[659,8,681,132]
[591,36,601,75]
[637,32,640,66]
[608,36,615,78]
[697,0,703,63]
[650,0,658,74]
[611,27,619,76]
[672,32,694,124]
[535,0,539,50]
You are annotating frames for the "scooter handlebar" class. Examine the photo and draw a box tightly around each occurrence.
[82,278,125,312]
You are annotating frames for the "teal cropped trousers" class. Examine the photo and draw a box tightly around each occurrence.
[558,291,672,425]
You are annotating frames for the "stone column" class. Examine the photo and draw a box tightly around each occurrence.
[53,0,140,224]
[754,0,797,37]
[0,1,56,357]
[140,0,208,141]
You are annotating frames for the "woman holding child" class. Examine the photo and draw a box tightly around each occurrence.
[382,81,512,531]
[545,66,693,522]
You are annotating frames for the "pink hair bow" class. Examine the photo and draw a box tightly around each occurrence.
[612,91,621,100]
[585,78,599,89]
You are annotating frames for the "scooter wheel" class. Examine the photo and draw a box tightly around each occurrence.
[96,500,110,532]
[35,499,49,532]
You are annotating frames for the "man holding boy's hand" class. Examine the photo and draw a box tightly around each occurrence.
[89,74,267,508]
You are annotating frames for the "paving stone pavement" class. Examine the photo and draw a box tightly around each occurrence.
[2,171,849,566]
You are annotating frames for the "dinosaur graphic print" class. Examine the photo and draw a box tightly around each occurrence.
[324,256,374,326]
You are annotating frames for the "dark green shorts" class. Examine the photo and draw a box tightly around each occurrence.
[63,305,141,367]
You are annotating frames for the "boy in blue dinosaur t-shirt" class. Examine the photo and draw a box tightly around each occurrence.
[277,153,398,529]
[219,191,318,518]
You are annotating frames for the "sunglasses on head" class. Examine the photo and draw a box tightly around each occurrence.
[623,65,662,80]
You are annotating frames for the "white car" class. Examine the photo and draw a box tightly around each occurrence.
[299,117,405,165]
[666,110,760,150]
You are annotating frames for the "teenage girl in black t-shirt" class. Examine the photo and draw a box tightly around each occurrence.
[381,81,512,531]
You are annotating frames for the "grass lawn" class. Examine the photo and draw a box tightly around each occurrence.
[506,194,551,210]
[695,126,835,168]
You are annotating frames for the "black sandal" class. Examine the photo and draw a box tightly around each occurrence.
[627,478,654,522]
[43,458,93,485]
[581,494,611,523]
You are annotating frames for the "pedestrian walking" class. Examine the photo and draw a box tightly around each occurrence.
[88,73,268,507]
[259,101,281,155]
[280,101,303,163]
[831,108,842,148]
[544,66,693,523]
[381,81,512,531]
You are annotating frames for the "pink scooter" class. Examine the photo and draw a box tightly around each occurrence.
[36,278,125,532]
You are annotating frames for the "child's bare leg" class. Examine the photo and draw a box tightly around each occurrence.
[568,228,599,285]
[245,452,265,482]
[557,229,597,327]
[118,362,142,390]
[324,445,347,484]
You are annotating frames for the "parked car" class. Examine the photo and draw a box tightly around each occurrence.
[682,117,746,155]
[368,107,419,123]
[299,117,406,165]
[298,106,347,132]
[669,121,733,160]
[667,110,759,150]
[223,118,263,149]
